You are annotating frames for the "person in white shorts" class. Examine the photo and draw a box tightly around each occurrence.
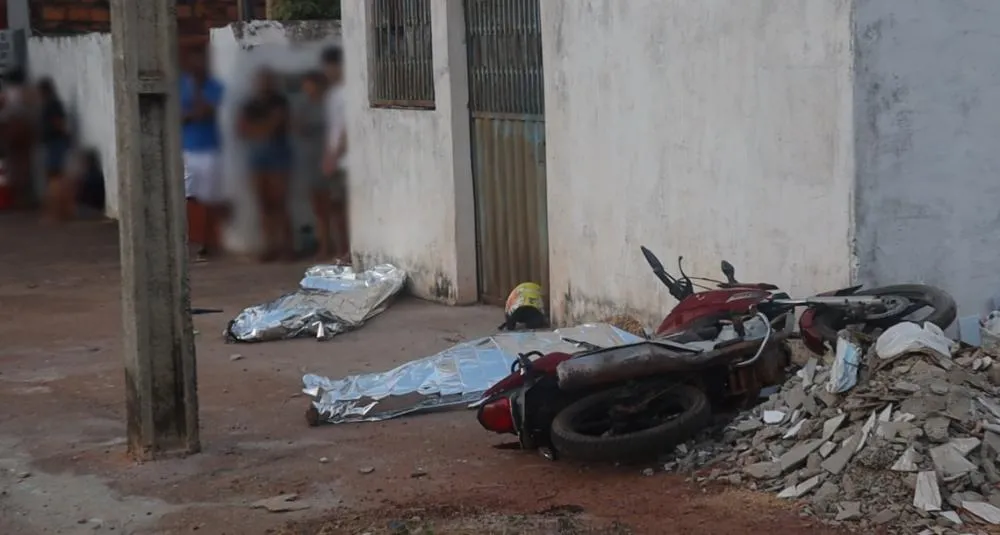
[321,46,349,263]
[180,45,224,261]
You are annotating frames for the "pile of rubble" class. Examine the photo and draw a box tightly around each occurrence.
[658,332,1000,534]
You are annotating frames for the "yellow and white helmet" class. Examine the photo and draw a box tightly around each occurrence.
[501,282,547,331]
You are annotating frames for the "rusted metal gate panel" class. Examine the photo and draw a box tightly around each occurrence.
[465,0,548,306]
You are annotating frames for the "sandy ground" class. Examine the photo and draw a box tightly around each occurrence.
[0,213,844,535]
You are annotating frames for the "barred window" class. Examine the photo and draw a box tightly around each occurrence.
[368,0,435,109]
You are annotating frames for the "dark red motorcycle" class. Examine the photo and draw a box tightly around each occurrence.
[473,246,956,462]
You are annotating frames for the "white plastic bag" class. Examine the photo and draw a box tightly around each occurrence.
[874,321,953,360]
[980,311,1000,357]
[827,332,862,394]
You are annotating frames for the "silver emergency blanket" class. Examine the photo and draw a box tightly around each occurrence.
[302,323,644,424]
[226,264,406,343]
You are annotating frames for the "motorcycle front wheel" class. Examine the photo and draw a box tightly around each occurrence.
[809,284,957,345]
[549,383,710,463]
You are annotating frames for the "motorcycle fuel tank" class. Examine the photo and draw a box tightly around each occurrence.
[656,288,770,336]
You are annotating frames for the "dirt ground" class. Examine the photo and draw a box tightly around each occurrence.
[0,214,844,535]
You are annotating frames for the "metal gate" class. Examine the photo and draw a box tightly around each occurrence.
[465,0,548,306]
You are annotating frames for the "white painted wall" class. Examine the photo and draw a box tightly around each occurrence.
[341,0,476,303]
[540,0,856,325]
[27,33,118,217]
[209,20,340,255]
[853,0,1000,319]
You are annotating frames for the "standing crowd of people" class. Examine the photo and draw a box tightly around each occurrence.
[181,44,349,263]
[0,69,106,220]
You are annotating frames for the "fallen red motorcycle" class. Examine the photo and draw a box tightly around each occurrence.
[473,246,956,462]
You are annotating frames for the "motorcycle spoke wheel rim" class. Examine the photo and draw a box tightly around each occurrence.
[572,392,687,438]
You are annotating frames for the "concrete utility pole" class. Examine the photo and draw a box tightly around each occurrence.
[109,0,200,459]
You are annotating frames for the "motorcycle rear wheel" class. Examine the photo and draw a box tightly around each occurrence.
[550,383,710,462]
[809,284,956,345]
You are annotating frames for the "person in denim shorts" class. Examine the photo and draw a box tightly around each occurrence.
[239,68,293,262]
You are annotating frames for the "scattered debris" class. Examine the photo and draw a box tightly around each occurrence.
[649,324,1000,534]
[229,353,244,362]
[358,466,375,474]
[251,494,310,513]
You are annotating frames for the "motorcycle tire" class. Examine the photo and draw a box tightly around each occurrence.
[549,384,711,463]
[809,284,957,346]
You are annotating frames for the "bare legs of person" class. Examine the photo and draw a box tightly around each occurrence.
[195,203,215,262]
[330,198,349,264]
[255,173,293,262]
[310,189,333,260]
[43,172,66,222]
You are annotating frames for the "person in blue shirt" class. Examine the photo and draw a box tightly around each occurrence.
[180,45,224,261]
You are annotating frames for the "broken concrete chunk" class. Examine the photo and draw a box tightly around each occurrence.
[892,447,920,472]
[949,491,986,510]
[924,416,951,444]
[893,381,921,394]
[962,501,1000,524]
[816,389,839,408]
[800,394,820,417]
[779,438,826,473]
[937,510,962,526]
[822,414,847,440]
[930,443,979,480]
[948,437,981,457]
[811,481,839,511]
[914,471,942,512]
[930,381,950,395]
[821,434,860,475]
[835,501,862,521]
[978,396,1000,421]
[783,419,807,440]
[785,385,807,411]
[744,461,782,480]
[819,441,837,458]
[856,410,879,453]
[875,407,895,439]
[801,358,818,388]
[893,412,917,423]
[984,431,1000,457]
[777,474,822,499]
[877,403,893,425]
[763,410,786,424]
[956,355,976,368]
[735,419,763,434]
[251,494,310,513]
[878,421,916,441]
[871,508,898,525]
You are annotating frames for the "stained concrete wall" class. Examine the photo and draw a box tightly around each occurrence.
[208,20,340,254]
[27,33,118,217]
[541,1,856,325]
[853,0,1000,318]
[340,0,476,304]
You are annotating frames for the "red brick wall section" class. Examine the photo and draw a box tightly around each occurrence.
[30,0,267,41]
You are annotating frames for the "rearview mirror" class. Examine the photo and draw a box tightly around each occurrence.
[721,261,737,284]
